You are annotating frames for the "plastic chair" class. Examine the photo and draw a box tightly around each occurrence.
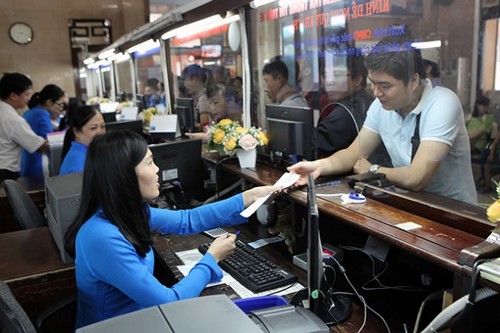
[3,179,44,229]
[0,280,77,333]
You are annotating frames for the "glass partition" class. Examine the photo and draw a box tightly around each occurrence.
[114,53,133,102]
[167,17,244,130]
[249,0,494,209]
[134,45,164,108]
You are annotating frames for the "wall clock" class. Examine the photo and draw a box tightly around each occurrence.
[9,22,33,45]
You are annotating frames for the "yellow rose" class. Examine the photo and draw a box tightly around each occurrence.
[225,136,237,151]
[235,126,248,135]
[218,119,233,127]
[144,111,153,122]
[487,200,500,223]
[258,131,268,145]
[212,129,226,144]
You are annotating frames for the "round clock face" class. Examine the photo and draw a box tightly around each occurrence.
[9,22,33,45]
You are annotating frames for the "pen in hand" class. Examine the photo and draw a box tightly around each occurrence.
[235,231,241,237]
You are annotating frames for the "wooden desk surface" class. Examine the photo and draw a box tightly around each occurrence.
[155,225,387,332]
[0,227,72,281]
[214,159,489,277]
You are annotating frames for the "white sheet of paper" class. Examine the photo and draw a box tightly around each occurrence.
[240,172,300,218]
[121,106,138,120]
[175,249,305,297]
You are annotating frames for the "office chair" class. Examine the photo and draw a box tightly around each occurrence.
[3,180,44,229]
[0,280,77,333]
[0,279,36,333]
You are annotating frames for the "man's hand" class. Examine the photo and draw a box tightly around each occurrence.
[287,161,321,187]
[353,158,371,174]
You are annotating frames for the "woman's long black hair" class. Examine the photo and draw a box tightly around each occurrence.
[61,105,100,160]
[64,130,153,258]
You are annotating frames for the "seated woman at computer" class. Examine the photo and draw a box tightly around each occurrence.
[64,130,277,329]
[185,82,242,142]
[59,105,105,175]
[21,84,66,177]
[143,78,162,108]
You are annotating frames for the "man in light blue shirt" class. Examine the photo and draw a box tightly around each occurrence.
[289,36,476,205]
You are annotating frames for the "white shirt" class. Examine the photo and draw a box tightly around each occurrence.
[0,101,45,172]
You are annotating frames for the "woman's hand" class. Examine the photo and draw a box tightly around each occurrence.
[207,233,237,262]
[241,185,278,208]
[287,161,321,187]
[185,132,209,143]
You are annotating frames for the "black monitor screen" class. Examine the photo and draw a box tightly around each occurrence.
[102,112,117,123]
[135,94,145,112]
[148,139,205,206]
[266,104,316,164]
[105,120,144,136]
[175,98,196,134]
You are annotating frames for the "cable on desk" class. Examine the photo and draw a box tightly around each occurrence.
[213,155,237,201]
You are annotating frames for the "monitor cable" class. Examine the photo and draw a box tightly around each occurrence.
[213,155,237,201]
[329,256,391,333]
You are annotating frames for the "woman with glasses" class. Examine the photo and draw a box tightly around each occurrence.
[21,83,65,177]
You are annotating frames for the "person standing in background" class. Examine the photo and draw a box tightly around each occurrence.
[182,64,213,129]
[21,84,66,177]
[0,73,47,182]
[467,95,494,191]
[421,48,442,87]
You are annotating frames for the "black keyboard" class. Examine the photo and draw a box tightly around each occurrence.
[198,240,298,293]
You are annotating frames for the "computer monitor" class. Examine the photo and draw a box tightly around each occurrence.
[292,174,352,324]
[135,94,145,112]
[175,97,196,134]
[105,120,144,137]
[102,112,117,123]
[265,104,317,165]
[148,139,205,207]
[307,174,322,317]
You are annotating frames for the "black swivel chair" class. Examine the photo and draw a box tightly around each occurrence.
[0,280,77,333]
[3,180,44,229]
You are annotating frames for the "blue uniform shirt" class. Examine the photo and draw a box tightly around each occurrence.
[21,106,52,176]
[74,194,246,328]
[59,141,87,175]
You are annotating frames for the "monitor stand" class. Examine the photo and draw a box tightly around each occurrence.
[290,288,352,325]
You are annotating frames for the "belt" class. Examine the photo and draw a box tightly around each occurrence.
[0,169,19,179]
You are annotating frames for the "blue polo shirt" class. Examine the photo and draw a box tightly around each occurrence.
[59,141,87,175]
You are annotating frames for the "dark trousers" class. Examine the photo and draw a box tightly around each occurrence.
[0,169,19,185]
